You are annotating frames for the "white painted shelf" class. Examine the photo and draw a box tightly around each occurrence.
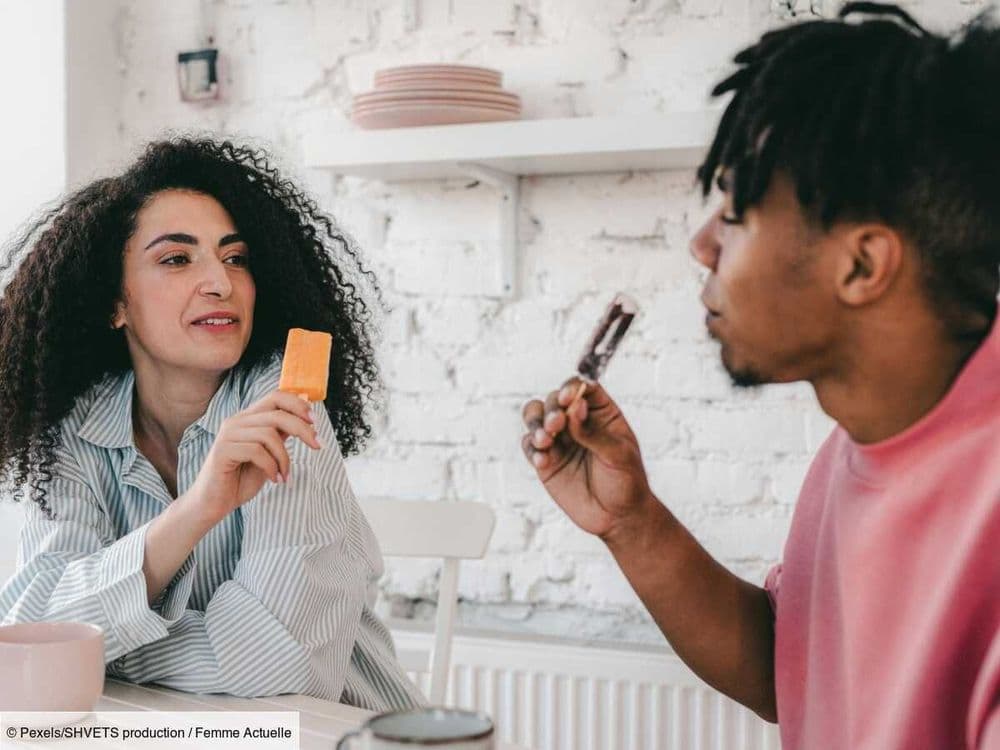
[304,111,718,296]
[304,111,716,180]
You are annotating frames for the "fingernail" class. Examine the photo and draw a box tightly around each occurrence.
[577,401,588,420]
[544,412,559,430]
[560,386,573,401]
[531,452,545,468]
[534,428,549,444]
[276,472,285,483]
[306,413,315,424]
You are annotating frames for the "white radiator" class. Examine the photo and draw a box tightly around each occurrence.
[392,629,781,750]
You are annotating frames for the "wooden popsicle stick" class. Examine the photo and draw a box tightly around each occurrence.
[567,380,588,413]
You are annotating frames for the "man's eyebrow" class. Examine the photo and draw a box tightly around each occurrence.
[144,232,244,250]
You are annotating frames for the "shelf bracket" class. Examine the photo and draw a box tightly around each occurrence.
[455,161,519,298]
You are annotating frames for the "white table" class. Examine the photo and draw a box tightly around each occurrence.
[96,680,526,749]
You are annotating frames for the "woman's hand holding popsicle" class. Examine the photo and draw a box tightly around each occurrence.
[143,330,329,603]
[190,390,321,522]
[521,376,656,541]
[192,328,330,522]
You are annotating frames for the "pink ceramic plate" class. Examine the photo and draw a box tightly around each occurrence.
[376,74,500,87]
[355,89,520,106]
[353,100,520,114]
[352,103,520,129]
[374,78,506,92]
[377,63,499,72]
[378,72,499,83]
[376,64,501,84]
[377,67,500,77]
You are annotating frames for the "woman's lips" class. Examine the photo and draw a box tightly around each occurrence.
[191,318,238,332]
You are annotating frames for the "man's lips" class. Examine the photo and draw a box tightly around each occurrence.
[703,306,721,338]
[701,299,721,318]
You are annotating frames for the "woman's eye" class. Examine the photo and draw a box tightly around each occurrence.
[224,254,249,267]
[161,254,189,265]
[720,214,742,225]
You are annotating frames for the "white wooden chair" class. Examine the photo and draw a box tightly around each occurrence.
[358,498,495,705]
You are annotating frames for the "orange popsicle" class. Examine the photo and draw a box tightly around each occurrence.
[279,328,332,401]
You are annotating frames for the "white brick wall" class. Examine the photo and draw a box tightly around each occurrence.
[108,0,986,644]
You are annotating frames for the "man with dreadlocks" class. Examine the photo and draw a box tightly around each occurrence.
[521,2,1000,748]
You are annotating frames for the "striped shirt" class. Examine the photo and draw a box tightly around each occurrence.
[0,357,424,711]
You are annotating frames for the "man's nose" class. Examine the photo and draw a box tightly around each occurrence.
[689,210,721,272]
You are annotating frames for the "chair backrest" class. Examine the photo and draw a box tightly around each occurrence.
[359,498,495,705]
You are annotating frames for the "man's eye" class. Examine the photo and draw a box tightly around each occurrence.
[161,255,188,265]
[720,214,742,225]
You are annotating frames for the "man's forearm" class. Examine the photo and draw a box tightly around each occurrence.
[602,495,777,722]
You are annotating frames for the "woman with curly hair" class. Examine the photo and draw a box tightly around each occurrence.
[0,137,423,710]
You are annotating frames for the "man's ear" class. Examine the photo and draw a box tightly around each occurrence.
[110,300,126,330]
[834,225,904,307]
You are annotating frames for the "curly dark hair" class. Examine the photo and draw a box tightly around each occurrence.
[0,137,383,516]
[698,1,1000,340]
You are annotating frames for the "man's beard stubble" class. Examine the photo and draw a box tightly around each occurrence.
[708,328,768,388]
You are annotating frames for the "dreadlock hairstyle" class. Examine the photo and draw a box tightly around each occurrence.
[0,137,383,516]
[697,1,1000,340]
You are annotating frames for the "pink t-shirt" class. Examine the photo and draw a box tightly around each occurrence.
[766,316,1000,749]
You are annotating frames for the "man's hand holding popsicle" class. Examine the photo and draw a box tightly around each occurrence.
[520,294,658,541]
[189,328,329,521]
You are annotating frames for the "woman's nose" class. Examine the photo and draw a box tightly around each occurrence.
[689,210,722,272]
[198,258,232,298]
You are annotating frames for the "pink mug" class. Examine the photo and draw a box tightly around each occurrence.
[0,621,105,711]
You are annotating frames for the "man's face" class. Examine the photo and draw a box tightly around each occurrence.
[689,169,841,387]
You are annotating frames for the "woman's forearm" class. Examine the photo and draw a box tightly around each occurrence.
[142,490,220,605]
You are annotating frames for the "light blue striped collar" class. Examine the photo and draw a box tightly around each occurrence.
[77,368,239,450]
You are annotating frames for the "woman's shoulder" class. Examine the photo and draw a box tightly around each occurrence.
[43,371,130,487]
[233,354,283,408]
[58,372,130,443]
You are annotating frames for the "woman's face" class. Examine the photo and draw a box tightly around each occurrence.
[113,189,255,377]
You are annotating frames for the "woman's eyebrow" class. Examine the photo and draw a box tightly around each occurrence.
[145,232,196,250]
[144,232,243,250]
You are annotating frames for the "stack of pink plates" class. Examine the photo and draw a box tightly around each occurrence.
[352,64,521,129]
